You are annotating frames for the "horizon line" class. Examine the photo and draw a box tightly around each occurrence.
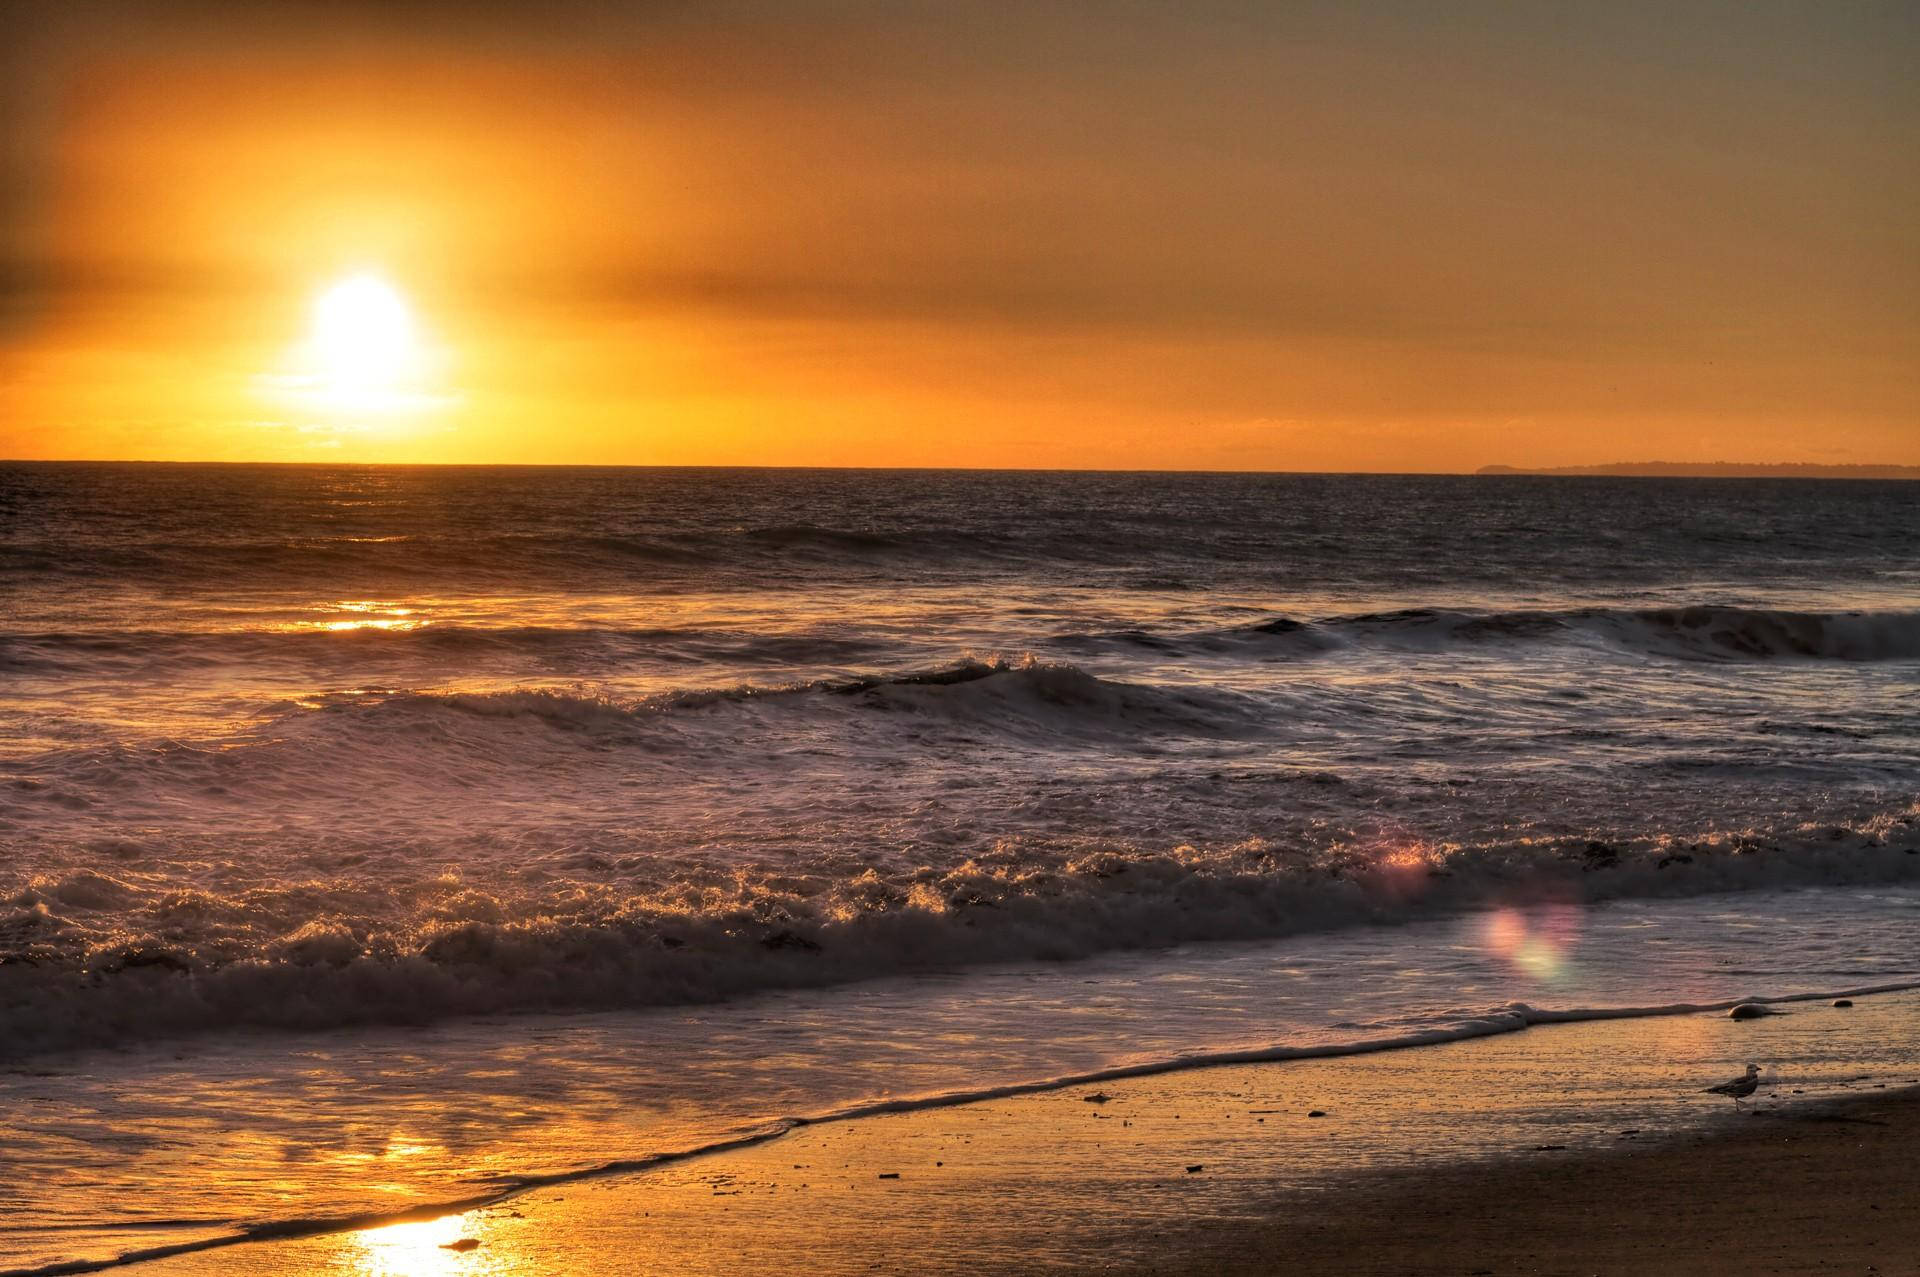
[3,457,1919,480]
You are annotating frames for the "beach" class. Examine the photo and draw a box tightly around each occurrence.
[1186,1092,1920,1276]
[102,987,1920,1277]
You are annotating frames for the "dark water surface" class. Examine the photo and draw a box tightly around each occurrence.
[3,463,1917,1054]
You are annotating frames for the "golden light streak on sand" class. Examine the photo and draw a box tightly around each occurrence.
[131,991,1920,1277]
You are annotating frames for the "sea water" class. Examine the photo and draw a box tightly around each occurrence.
[2,464,1916,1271]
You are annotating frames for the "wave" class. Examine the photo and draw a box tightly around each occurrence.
[11,604,1913,686]
[1100,604,1920,663]
[261,659,1266,744]
[1591,605,1920,662]
[4,811,1917,1061]
[8,978,1918,1277]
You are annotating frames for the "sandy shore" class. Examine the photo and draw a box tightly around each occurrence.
[125,990,1920,1277]
[1143,1089,1920,1276]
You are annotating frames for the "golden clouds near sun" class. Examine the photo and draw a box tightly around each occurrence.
[257,272,455,433]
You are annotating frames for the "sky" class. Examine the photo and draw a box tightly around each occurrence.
[1,0,1915,470]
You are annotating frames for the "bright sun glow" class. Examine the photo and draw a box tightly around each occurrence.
[257,271,451,430]
[312,274,418,393]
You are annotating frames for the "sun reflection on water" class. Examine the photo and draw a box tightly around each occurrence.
[316,618,425,632]
[1360,835,1445,902]
[348,1213,491,1276]
[297,601,428,633]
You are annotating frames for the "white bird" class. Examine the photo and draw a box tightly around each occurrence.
[1703,1063,1761,1106]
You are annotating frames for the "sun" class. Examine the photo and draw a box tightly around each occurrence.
[258,270,452,428]
[311,273,418,394]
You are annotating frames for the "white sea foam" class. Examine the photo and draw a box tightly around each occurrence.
[3,802,1917,1057]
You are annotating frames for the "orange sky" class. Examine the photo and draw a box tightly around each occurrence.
[2,1,1915,470]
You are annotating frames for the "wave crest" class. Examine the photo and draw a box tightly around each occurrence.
[3,816,1916,1059]
[1194,605,1920,662]
[1604,605,1920,661]
[280,659,1260,745]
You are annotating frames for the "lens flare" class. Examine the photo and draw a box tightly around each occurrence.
[1482,901,1583,980]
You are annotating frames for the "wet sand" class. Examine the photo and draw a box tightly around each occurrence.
[129,990,1920,1277]
[1147,1089,1920,1276]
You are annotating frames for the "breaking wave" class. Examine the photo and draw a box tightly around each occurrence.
[4,811,1917,1060]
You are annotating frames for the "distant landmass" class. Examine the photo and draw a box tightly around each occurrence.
[1477,462,1920,479]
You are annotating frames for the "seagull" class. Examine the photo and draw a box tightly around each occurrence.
[1704,1063,1761,1107]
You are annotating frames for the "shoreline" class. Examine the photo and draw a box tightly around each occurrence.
[108,988,1920,1276]
[11,979,1920,1276]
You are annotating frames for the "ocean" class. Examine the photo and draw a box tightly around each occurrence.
[2,463,1917,1272]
